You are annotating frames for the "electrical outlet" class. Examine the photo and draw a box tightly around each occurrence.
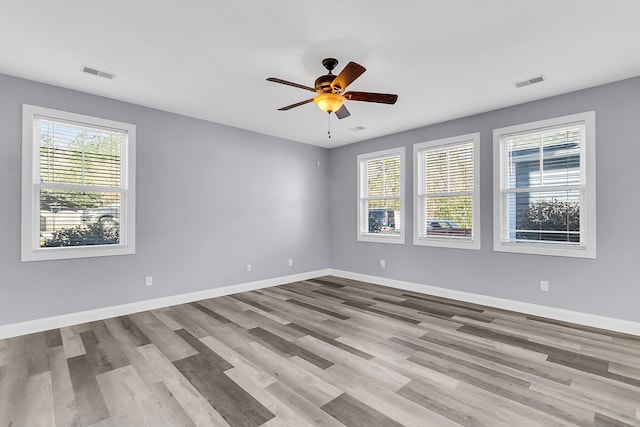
[380,259,386,269]
[145,276,153,287]
[540,280,549,292]
[288,258,293,267]
[246,264,252,272]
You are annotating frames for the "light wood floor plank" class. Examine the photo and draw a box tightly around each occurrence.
[150,309,184,331]
[81,322,130,375]
[66,353,110,426]
[137,343,232,427]
[102,318,159,386]
[200,335,277,388]
[233,310,307,342]
[163,306,211,339]
[129,311,198,362]
[60,326,87,359]
[5,370,56,427]
[295,335,411,391]
[530,379,640,426]
[290,354,461,427]
[321,392,404,427]
[224,368,317,427]
[96,365,195,426]
[171,330,274,427]
[235,341,343,407]
[49,346,80,427]
[264,381,347,427]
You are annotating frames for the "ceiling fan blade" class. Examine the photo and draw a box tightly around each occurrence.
[331,62,366,92]
[335,105,350,119]
[277,98,314,111]
[267,77,316,93]
[344,91,398,104]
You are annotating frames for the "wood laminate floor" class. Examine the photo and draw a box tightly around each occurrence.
[1,276,640,426]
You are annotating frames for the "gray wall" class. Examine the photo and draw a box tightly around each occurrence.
[0,73,330,326]
[329,76,640,323]
[2,71,639,327]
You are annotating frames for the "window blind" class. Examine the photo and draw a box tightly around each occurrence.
[361,153,401,234]
[36,116,126,247]
[502,122,584,244]
[417,142,474,239]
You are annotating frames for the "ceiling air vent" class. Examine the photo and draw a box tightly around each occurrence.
[82,66,115,80]
[515,75,545,88]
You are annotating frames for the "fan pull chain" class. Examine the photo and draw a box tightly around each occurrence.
[327,113,331,139]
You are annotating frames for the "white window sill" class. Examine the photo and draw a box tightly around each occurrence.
[414,236,480,250]
[493,241,595,259]
[358,233,405,245]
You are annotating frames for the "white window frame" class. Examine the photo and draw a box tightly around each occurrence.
[413,133,480,250]
[493,111,596,258]
[21,104,136,261]
[357,147,405,244]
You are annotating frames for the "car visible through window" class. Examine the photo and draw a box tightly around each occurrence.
[426,220,470,236]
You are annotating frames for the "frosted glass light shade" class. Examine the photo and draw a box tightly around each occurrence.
[313,93,346,113]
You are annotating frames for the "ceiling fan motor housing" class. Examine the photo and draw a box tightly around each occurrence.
[315,58,342,93]
[315,74,340,93]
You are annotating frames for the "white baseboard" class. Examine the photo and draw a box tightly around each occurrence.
[4,267,639,339]
[0,269,330,339]
[329,269,640,337]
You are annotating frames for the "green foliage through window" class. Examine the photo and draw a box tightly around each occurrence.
[43,222,120,247]
[516,199,580,242]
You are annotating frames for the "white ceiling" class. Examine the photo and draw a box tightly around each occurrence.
[2,1,640,148]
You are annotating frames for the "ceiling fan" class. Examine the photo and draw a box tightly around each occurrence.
[266,58,398,120]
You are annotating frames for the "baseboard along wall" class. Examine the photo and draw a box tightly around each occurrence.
[329,269,640,337]
[0,269,330,339]
[1,268,639,339]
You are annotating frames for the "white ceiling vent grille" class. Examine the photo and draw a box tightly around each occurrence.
[515,75,545,88]
[82,66,115,80]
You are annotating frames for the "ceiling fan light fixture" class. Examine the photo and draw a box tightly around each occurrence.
[267,58,397,124]
[313,93,346,113]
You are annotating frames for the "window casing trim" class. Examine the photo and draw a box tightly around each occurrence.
[357,147,405,244]
[21,104,136,261]
[413,133,481,250]
[492,111,596,258]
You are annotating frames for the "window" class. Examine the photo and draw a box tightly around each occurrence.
[493,111,596,258]
[357,147,405,244]
[414,133,480,249]
[21,105,136,261]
